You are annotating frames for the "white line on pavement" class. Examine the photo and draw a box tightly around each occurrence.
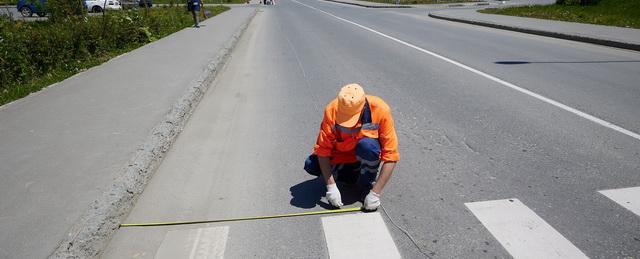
[599,186,640,217]
[291,0,640,142]
[188,228,204,259]
[465,199,589,259]
[321,212,402,259]
[155,226,229,259]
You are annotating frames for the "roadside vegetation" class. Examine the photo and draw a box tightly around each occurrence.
[0,0,17,5]
[480,0,640,29]
[0,0,247,5]
[358,0,477,5]
[0,5,228,106]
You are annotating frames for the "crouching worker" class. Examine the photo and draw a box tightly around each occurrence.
[304,84,399,211]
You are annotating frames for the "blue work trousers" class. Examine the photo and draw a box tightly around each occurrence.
[304,138,381,190]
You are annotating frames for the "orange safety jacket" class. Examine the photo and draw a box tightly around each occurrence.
[313,95,400,165]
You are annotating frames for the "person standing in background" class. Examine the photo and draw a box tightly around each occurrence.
[187,0,203,28]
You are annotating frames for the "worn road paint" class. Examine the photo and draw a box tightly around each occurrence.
[155,226,229,259]
[321,212,401,259]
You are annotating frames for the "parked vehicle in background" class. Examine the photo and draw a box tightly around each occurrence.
[85,0,122,12]
[17,0,47,17]
[112,0,150,10]
[138,0,152,7]
[120,0,137,9]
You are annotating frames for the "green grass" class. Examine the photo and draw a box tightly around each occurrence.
[358,0,477,4]
[0,6,229,106]
[479,0,640,29]
[1,53,129,104]
[0,0,245,5]
[0,0,17,5]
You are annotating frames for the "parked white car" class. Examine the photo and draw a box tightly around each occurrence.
[85,0,122,13]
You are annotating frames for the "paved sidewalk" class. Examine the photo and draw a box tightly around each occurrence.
[0,6,255,259]
[429,7,640,51]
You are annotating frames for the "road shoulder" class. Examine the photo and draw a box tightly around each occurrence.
[39,7,257,259]
[429,8,640,51]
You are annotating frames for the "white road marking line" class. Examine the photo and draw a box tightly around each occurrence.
[599,186,640,217]
[465,199,588,259]
[321,212,401,259]
[155,226,229,259]
[188,228,204,259]
[291,0,640,142]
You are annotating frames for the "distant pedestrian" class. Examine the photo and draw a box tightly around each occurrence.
[187,0,203,28]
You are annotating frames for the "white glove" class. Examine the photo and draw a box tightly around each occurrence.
[364,190,380,211]
[326,183,343,208]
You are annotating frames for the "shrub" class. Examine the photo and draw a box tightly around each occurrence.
[0,6,228,104]
[48,0,86,22]
[556,0,600,5]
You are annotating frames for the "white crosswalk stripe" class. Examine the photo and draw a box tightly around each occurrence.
[321,212,402,259]
[465,198,589,259]
[148,186,640,258]
[599,186,640,217]
[155,226,229,259]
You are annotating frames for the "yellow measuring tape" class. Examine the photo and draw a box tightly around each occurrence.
[120,207,363,228]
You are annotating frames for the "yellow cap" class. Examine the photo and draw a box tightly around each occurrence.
[336,83,366,127]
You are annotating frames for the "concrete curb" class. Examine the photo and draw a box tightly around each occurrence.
[428,11,640,51]
[447,2,489,7]
[49,8,258,259]
[321,0,411,8]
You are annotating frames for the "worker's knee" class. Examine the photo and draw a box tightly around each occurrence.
[304,154,321,176]
[356,138,381,162]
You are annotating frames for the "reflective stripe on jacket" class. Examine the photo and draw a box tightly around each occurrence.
[313,95,399,165]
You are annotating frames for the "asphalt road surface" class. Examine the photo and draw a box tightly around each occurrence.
[104,0,640,258]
